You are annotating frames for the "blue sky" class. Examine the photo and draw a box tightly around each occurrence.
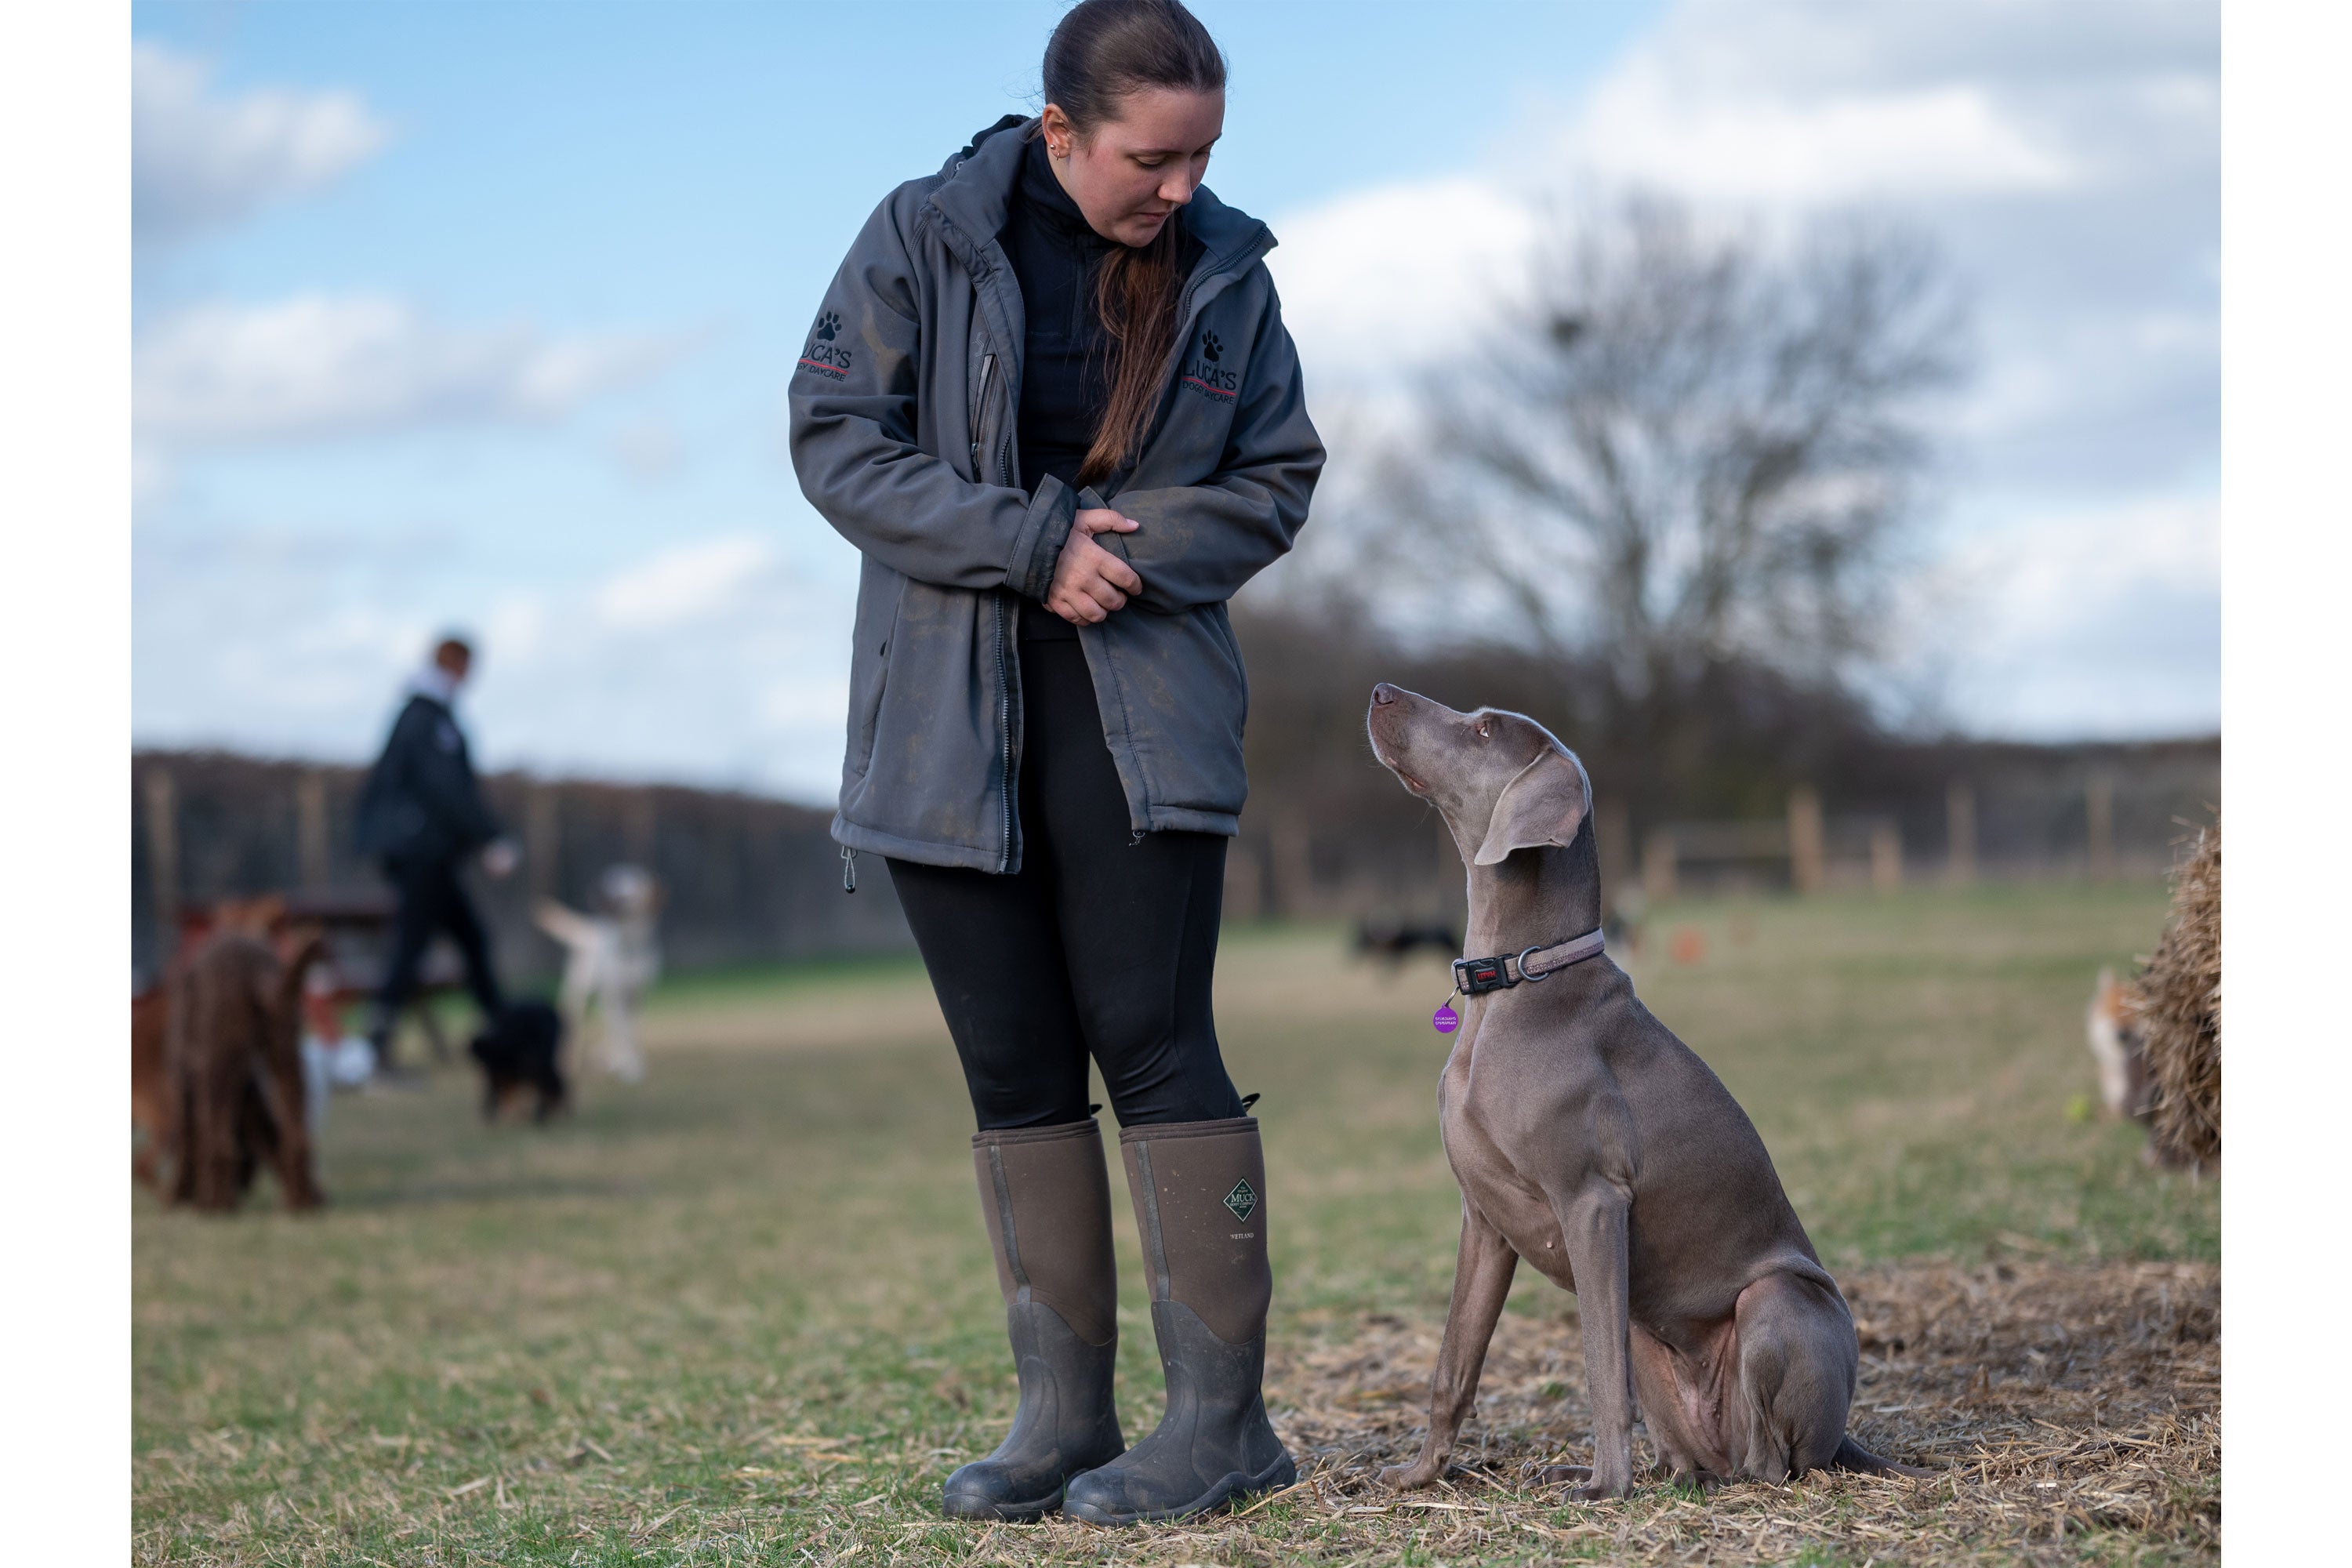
[131,0,2218,800]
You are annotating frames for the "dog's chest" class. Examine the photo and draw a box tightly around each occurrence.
[1438,1045,1578,1287]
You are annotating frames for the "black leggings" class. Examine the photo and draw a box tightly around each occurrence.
[373,855,504,1047]
[887,637,1245,1132]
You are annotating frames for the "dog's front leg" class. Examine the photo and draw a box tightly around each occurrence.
[254,1044,325,1210]
[1380,1202,1517,1490]
[1559,1181,1636,1498]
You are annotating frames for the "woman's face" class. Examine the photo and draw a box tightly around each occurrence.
[1043,86,1225,248]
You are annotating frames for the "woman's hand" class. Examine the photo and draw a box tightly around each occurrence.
[1047,507,1144,625]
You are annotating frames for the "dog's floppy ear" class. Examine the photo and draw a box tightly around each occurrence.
[1473,749,1591,866]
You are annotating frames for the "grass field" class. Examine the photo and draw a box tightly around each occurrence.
[132,882,2219,1565]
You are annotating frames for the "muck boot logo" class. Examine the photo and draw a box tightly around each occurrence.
[1222,1178,1258,1223]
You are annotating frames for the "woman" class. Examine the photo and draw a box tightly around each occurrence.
[787,0,1322,1528]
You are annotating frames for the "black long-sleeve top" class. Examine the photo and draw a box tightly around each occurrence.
[353,694,502,864]
[1001,133,1202,641]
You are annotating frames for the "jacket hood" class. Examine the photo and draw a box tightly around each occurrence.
[928,114,1271,267]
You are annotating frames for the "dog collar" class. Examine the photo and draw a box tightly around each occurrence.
[1452,927,1607,996]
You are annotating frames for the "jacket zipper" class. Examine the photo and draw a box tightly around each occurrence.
[971,353,996,473]
[993,593,1013,872]
[975,348,1018,874]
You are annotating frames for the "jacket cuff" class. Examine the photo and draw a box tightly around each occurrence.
[1011,474,1078,601]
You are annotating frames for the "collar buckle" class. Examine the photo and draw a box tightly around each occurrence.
[1453,954,1514,995]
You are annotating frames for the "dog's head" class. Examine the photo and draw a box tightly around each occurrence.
[474,1000,564,1063]
[600,864,662,920]
[1367,684,1592,869]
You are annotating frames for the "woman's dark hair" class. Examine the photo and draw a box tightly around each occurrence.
[1041,0,1226,488]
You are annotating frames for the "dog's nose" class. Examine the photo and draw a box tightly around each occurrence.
[1371,683,1397,707]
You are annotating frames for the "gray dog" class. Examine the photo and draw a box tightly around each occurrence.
[1366,684,1924,1497]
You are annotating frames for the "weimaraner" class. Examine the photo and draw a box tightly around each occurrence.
[1365,684,1925,1497]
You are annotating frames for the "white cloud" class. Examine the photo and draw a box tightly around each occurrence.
[132,41,389,245]
[592,535,780,631]
[133,293,686,447]
[1269,178,1537,383]
[1272,0,2215,462]
[605,416,686,481]
[470,534,856,795]
[1572,71,2079,205]
[1929,490,2219,737]
[133,520,858,800]
[132,445,173,507]
[1264,0,2216,739]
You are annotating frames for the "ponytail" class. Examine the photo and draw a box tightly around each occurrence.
[1040,0,1226,488]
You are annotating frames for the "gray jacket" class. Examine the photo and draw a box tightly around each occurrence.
[790,117,1323,873]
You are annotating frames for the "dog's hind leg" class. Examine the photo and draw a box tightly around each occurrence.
[604,982,644,1083]
[1628,1321,1734,1486]
[188,1053,248,1212]
[558,958,593,1062]
[165,1073,198,1207]
[1379,1203,1518,1490]
[252,1055,324,1210]
[532,1066,566,1123]
[1728,1272,1859,1482]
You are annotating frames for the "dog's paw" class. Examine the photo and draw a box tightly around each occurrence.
[1200,328,1223,361]
[814,309,841,342]
[1570,1477,1634,1502]
[1377,1461,1441,1491]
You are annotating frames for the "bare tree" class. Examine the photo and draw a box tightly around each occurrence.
[1381,194,1967,715]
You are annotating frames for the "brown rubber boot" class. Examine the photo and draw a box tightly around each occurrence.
[1064,1116,1295,1525]
[943,1119,1126,1521]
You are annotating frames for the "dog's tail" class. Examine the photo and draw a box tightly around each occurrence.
[1829,1434,1934,1479]
[533,899,601,952]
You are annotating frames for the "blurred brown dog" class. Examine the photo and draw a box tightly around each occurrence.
[165,927,328,1212]
[134,896,292,1195]
[131,987,172,1192]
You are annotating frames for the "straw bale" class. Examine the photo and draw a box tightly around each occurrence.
[2129,818,2220,1170]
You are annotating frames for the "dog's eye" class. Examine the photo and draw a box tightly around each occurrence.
[1475,722,1490,739]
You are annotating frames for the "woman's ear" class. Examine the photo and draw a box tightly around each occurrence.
[1473,750,1591,866]
[1039,103,1075,159]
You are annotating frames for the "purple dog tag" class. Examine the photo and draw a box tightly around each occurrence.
[1432,1004,1460,1034]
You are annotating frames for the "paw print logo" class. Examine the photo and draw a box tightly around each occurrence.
[1200,329,1222,362]
[815,310,840,343]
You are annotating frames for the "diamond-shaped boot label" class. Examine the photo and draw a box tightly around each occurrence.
[1222,1178,1258,1223]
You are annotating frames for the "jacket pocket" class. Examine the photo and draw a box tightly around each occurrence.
[1202,601,1249,732]
[844,561,904,782]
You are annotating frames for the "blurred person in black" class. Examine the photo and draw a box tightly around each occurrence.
[354,634,518,1074]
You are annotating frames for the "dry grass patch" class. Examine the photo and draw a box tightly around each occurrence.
[136,885,2217,1566]
[1240,1258,2218,1565]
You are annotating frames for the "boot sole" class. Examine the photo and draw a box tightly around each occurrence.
[942,1483,1065,1523]
[1064,1451,1297,1526]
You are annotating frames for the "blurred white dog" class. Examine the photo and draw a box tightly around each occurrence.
[535,864,663,1083]
[2085,966,2152,1123]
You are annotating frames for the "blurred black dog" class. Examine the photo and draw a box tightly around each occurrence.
[468,1000,568,1123]
[1353,920,1460,969]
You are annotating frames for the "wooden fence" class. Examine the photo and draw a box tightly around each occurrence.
[1228,739,2219,922]
[131,751,913,989]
